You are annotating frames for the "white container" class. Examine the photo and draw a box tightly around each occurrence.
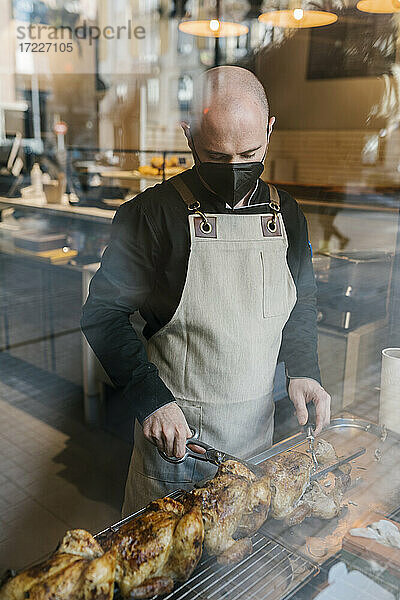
[30,162,43,195]
[379,348,400,434]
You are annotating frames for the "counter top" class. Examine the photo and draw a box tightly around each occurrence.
[0,196,118,223]
[0,191,398,225]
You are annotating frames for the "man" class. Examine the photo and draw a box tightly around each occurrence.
[81,66,331,516]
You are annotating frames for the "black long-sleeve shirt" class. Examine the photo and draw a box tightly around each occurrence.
[81,167,321,423]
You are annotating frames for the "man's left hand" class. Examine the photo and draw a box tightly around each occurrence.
[288,378,331,436]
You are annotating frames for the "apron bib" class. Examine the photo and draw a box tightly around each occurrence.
[122,181,297,516]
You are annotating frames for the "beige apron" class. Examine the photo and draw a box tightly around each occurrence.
[122,178,297,516]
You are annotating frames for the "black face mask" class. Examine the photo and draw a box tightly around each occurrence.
[196,160,264,209]
[189,132,266,209]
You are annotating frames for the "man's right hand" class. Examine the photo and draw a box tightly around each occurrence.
[143,402,197,459]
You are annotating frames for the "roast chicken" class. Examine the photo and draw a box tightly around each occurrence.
[0,529,115,600]
[261,451,313,520]
[314,438,352,488]
[188,459,271,565]
[261,439,352,526]
[102,496,204,598]
[284,439,351,525]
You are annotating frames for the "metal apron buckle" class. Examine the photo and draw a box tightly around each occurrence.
[267,217,277,233]
[189,201,212,234]
[267,201,280,233]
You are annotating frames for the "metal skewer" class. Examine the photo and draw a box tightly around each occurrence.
[310,446,366,481]
[306,425,319,472]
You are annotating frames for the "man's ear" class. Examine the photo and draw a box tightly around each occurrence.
[180,121,193,150]
[181,121,199,163]
[267,116,276,144]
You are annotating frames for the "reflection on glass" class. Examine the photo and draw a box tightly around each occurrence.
[0,3,399,599]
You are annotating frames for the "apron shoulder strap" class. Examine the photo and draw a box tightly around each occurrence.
[171,174,280,212]
[169,174,197,208]
[267,183,280,210]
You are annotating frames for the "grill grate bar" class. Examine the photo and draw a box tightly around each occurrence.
[167,536,273,600]
[247,555,304,600]
[206,546,283,598]
[220,549,289,600]
[203,547,282,600]
[389,506,400,522]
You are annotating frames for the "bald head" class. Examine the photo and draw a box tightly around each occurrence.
[182,66,274,164]
[191,66,269,130]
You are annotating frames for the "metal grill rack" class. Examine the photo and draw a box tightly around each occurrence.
[161,532,318,600]
[97,523,318,600]
[389,506,400,523]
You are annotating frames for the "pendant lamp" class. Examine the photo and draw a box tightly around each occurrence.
[259,1,338,28]
[356,0,400,13]
[179,19,248,36]
[179,0,249,37]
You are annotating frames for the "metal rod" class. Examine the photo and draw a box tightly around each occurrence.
[31,73,42,142]
[214,0,221,67]
[310,446,366,481]
[162,150,166,181]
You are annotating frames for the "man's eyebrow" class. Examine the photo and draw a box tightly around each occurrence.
[239,145,262,154]
[205,145,262,156]
[205,149,231,156]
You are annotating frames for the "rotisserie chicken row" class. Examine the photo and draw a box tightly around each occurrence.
[0,440,350,600]
[0,529,115,600]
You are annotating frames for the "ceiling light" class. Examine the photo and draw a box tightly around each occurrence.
[179,19,248,37]
[356,0,400,12]
[259,8,338,28]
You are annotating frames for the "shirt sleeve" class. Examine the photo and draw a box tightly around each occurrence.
[80,200,176,424]
[279,199,322,384]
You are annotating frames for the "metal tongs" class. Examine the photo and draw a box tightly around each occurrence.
[158,427,263,476]
[304,403,319,472]
[303,404,366,479]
